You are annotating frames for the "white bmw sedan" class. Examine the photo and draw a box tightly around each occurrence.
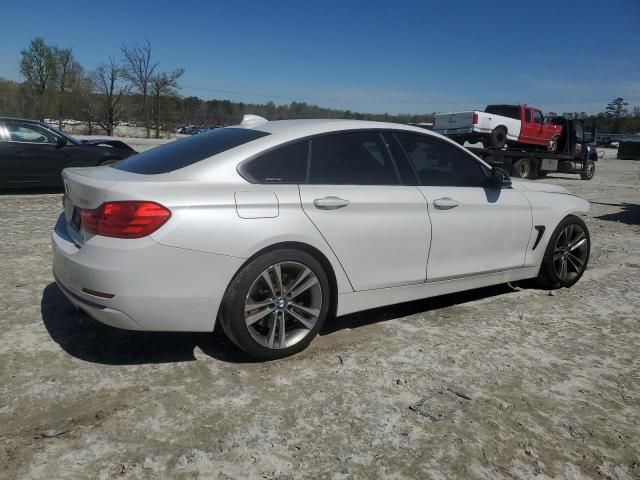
[52,116,590,359]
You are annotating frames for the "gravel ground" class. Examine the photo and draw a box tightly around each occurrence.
[0,152,638,480]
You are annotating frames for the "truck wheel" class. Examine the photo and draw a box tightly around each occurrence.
[511,158,532,179]
[580,160,595,180]
[548,136,559,152]
[486,127,507,149]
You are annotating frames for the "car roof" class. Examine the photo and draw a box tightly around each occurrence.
[0,117,44,124]
[245,118,434,136]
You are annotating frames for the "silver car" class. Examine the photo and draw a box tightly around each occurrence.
[52,116,590,359]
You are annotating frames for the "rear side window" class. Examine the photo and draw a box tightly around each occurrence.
[113,128,269,174]
[524,110,532,123]
[240,140,309,183]
[395,132,487,187]
[485,105,520,120]
[309,131,400,185]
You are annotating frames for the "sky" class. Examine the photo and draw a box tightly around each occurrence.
[0,0,638,115]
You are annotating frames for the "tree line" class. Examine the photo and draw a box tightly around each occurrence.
[1,37,638,136]
[9,37,184,138]
[551,98,640,135]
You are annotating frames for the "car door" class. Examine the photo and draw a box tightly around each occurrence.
[393,131,532,281]
[519,107,536,143]
[299,130,431,291]
[531,110,545,143]
[3,121,65,185]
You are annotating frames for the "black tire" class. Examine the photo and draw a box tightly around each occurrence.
[580,160,595,180]
[511,158,533,179]
[548,136,559,152]
[219,249,331,360]
[486,127,507,149]
[537,215,590,289]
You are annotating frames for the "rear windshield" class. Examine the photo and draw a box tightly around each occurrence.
[112,128,270,174]
[484,105,520,120]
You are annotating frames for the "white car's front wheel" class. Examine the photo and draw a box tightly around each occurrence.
[220,249,331,360]
[537,215,590,289]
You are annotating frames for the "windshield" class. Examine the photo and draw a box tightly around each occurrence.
[47,125,79,144]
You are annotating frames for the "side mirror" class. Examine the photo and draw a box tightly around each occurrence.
[56,136,67,148]
[487,167,512,189]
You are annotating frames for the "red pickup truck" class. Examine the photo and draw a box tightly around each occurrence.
[434,104,564,151]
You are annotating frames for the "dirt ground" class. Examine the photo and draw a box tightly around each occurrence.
[0,152,638,480]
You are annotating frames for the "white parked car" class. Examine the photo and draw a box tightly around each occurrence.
[52,116,590,359]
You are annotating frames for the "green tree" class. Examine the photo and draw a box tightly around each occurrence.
[606,97,629,133]
[19,38,58,121]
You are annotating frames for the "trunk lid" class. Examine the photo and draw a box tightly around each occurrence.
[62,166,146,244]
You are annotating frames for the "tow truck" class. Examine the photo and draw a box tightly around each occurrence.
[461,117,598,180]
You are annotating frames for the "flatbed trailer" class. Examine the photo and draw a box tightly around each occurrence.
[463,117,599,180]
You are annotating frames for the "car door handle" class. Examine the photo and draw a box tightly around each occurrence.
[313,196,350,210]
[433,197,460,210]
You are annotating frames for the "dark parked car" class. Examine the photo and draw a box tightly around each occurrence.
[0,118,137,188]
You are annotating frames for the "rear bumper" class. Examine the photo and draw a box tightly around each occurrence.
[51,213,244,332]
[433,127,474,136]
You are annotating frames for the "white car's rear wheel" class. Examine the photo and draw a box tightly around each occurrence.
[220,249,330,360]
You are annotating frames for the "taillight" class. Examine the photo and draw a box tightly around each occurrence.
[472,113,478,124]
[81,201,171,239]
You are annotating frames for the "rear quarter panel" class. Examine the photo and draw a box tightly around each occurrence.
[103,179,354,295]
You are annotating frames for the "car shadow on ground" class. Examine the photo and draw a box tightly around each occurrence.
[41,282,516,366]
[591,202,640,226]
[41,283,249,365]
[320,283,514,334]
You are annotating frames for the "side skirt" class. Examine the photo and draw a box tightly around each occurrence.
[336,266,539,316]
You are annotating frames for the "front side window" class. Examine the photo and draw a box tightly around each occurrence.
[5,122,58,144]
[534,111,543,124]
[240,140,309,183]
[395,132,487,187]
[309,131,400,185]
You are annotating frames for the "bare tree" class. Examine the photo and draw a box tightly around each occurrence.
[83,58,129,136]
[55,48,82,129]
[19,37,58,121]
[121,40,157,138]
[150,68,184,138]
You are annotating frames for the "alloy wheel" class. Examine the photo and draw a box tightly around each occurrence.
[244,261,323,349]
[552,224,588,282]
